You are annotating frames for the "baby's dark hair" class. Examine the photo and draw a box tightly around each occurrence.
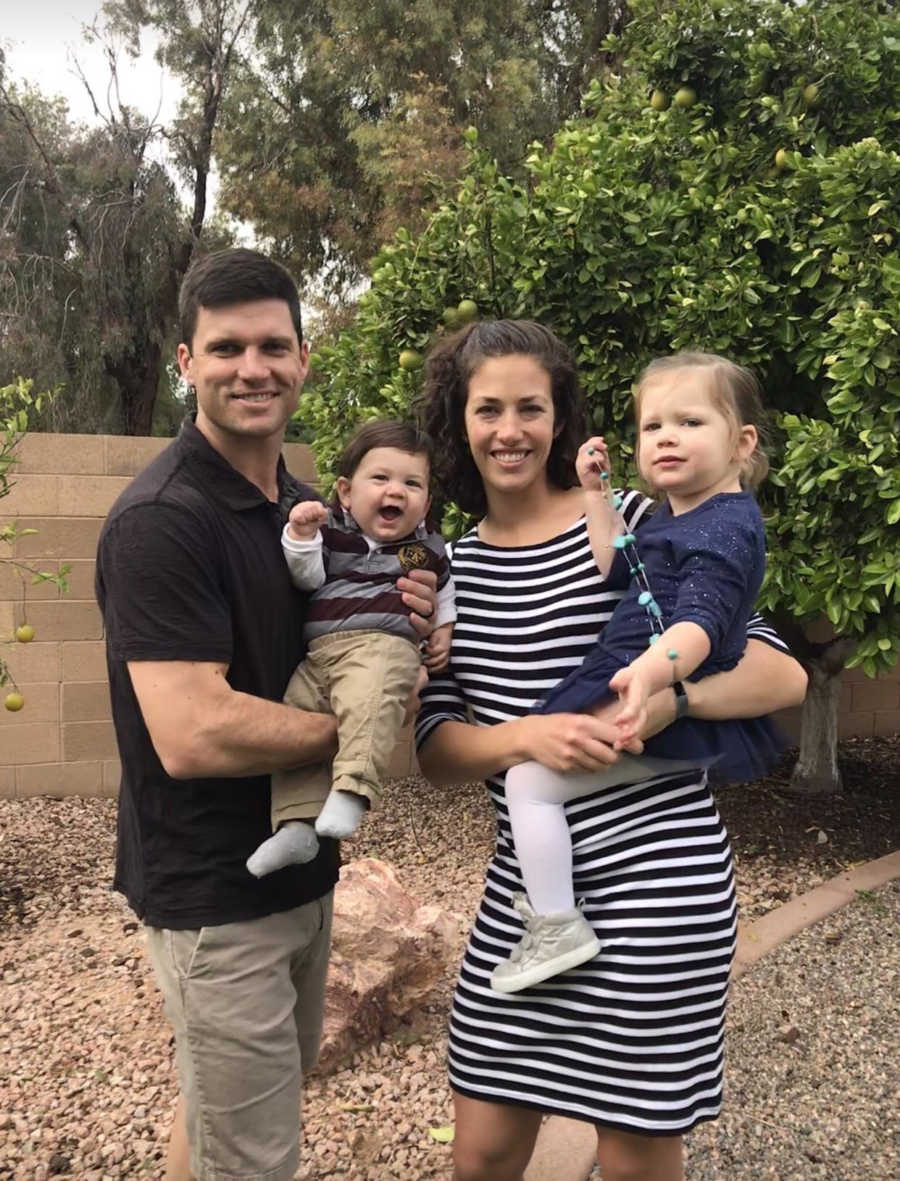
[337,420,433,481]
[416,319,585,517]
[635,352,770,489]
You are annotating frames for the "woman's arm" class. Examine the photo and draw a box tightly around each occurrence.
[641,636,807,738]
[684,636,808,719]
[417,712,641,787]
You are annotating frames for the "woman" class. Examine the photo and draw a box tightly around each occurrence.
[414,320,807,1181]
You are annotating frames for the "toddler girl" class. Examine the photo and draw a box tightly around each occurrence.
[494,352,782,992]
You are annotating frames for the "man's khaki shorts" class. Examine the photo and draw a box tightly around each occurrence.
[146,893,333,1181]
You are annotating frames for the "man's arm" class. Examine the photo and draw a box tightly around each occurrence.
[128,660,337,779]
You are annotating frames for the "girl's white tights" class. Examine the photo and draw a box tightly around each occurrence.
[505,755,700,915]
[504,761,604,914]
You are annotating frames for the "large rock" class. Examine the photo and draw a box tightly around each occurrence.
[316,858,460,1074]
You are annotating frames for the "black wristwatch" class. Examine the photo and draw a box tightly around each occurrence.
[672,680,690,720]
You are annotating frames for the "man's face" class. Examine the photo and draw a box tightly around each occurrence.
[177,299,309,444]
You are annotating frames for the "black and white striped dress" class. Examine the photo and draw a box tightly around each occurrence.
[415,492,787,1134]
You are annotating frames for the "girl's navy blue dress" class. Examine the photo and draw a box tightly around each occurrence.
[540,491,784,783]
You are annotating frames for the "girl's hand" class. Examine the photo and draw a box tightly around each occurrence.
[424,622,453,671]
[515,712,642,772]
[609,665,652,748]
[576,437,612,492]
[287,500,329,540]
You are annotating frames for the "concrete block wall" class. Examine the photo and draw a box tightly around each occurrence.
[0,432,896,799]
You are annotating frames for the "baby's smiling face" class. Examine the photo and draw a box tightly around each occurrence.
[336,446,431,541]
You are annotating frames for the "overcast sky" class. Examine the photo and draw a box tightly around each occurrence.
[2,0,178,126]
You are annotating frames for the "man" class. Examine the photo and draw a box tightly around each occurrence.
[96,248,437,1181]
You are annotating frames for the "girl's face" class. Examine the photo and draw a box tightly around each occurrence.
[463,354,557,499]
[637,369,756,512]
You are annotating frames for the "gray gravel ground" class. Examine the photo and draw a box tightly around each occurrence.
[1,776,897,1181]
[685,877,900,1181]
[589,878,900,1180]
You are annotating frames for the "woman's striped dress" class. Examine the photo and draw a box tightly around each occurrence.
[415,493,788,1134]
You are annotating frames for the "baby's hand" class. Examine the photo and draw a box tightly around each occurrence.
[424,622,453,672]
[576,437,612,493]
[287,500,329,540]
[609,664,651,748]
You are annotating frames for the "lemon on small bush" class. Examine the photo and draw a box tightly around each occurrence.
[4,691,24,712]
[15,624,35,643]
[398,349,424,371]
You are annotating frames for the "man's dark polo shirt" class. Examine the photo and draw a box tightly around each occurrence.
[96,418,339,929]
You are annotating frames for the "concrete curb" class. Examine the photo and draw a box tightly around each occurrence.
[528,849,900,1181]
[732,848,900,978]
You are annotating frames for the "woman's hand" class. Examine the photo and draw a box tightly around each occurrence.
[515,712,643,772]
[576,436,612,492]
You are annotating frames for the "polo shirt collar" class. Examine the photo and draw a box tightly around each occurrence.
[177,415,294,512]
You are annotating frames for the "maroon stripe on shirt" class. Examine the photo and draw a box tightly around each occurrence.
[306,593,409,621]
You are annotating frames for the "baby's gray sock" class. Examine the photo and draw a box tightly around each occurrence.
[315,790,368,840]
[246,821,320,877]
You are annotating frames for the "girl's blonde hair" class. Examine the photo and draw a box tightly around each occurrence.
[634,352,769,490]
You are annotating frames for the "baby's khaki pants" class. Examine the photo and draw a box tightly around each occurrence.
[270,630,421,830]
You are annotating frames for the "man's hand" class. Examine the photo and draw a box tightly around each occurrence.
[400,568,438,639]
[287,500,329,541]
[424,622,453,671]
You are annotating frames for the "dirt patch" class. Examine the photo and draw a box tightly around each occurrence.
[715,736,900,919]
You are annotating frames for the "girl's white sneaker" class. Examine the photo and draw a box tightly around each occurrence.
[490,894,601,993]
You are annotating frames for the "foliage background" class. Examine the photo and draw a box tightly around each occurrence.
[300,0,900,789]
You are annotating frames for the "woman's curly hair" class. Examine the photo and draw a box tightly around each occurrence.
[415,320,586,517]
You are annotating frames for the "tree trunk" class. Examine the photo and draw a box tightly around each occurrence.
[787,637,856,796]
[106,340,163,436]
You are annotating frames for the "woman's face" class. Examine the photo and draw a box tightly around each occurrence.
[463,354,557,498]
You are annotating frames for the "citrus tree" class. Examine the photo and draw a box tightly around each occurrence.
[1,379,69,711]
[303,0,900,794]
